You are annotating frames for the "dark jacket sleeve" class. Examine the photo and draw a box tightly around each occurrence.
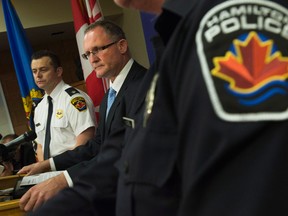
[29,86,127,216]
[53,132,101,170]
[67,100,126,180]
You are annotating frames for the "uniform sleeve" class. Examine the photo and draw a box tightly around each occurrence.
[67,93,96,136]
[33,102,46,147]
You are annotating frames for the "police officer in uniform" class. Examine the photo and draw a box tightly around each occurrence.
[31,50,96,160]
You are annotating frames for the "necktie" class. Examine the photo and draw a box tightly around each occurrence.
[106,87,116,118]
[44,96,53,160]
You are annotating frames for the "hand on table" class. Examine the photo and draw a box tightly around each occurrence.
[19,173,68,212]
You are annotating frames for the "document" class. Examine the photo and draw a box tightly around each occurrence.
[20,171,63,186]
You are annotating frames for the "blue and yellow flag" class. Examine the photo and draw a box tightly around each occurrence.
[2,0,43,130]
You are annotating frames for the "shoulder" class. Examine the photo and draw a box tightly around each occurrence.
[126,61,147,83]
[132,61,147,74]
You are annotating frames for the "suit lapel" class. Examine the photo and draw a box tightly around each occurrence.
[99,93,108,140]
[105,62,143,136]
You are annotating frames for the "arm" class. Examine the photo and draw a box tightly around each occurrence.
[18,132,101,175]
[19,128,122,212]
[17,160,51,175]
[53,133,101,170]
[19,173,68,212]
[36,143,43,162]
[68,91,97,149]
[21,147,120,214]
[73,126,95,148]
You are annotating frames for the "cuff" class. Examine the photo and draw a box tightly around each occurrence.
[49,158,56,171]
[63,170,74,187]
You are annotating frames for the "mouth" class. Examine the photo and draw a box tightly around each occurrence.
[93,63,104,70]
[37,81,45,85]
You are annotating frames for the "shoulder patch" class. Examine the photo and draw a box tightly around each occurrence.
[65,87,80,96]
[71,96,87,112]
[196,0,288,122]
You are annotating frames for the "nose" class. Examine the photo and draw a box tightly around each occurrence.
[34,71,42,78]
[89,53,100,63]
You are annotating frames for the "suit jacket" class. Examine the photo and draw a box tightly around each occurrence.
[29,61,147,216]
[52,61,146,179]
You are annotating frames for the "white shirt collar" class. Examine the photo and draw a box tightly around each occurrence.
[45,80,65,101]
[109,59,134,95]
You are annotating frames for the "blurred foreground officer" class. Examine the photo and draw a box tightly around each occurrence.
[19,20,146,214]
[113,0,288,216]
[31,50,96,160]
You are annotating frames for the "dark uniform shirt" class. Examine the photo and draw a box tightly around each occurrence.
[117,0,288,216]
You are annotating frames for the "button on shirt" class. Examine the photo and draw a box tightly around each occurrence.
[34,80,96,157]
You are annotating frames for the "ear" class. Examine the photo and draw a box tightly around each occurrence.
[117,39,128,54]
[56,67,63,77]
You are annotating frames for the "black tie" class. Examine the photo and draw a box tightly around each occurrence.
[44,96,53,160]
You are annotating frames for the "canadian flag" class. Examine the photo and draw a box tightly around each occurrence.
[71,0,109,122]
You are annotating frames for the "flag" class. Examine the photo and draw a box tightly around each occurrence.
[71,0,108,122]
[2,0,43,130]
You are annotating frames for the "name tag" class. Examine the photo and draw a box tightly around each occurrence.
[123,117,135,129]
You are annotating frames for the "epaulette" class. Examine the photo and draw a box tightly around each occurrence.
[65,87,80,96]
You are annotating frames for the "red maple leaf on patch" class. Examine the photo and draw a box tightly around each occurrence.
[212,32,288,90]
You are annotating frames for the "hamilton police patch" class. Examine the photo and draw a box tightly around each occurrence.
[71,97,87,112]
[196,0,288,121]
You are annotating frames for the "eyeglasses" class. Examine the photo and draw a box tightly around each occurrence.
[81,41,118,60]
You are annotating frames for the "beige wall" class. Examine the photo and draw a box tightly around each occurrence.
[122,8,150,68]
[0,0,123,31]
[0,0,149,135]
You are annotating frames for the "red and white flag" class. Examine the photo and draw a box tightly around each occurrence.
[71,0,109,122]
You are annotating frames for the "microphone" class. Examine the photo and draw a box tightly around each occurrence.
[4,131,37,151]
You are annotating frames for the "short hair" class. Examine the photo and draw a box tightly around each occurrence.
[2,134,18,144]
[84,20,126,42]
[31,50,62,69]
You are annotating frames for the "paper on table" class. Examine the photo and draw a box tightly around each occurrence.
[20,171,63,186]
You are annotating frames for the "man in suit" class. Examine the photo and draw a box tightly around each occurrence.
[18,20,146,212]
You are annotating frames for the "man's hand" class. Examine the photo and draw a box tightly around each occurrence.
[19,173,68,212]
[17,160,51,176]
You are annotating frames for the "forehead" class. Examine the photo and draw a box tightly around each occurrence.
[31,56,52,68]
[84,27,111,45]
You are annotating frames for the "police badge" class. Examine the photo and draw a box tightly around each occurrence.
[197,0,288,121]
